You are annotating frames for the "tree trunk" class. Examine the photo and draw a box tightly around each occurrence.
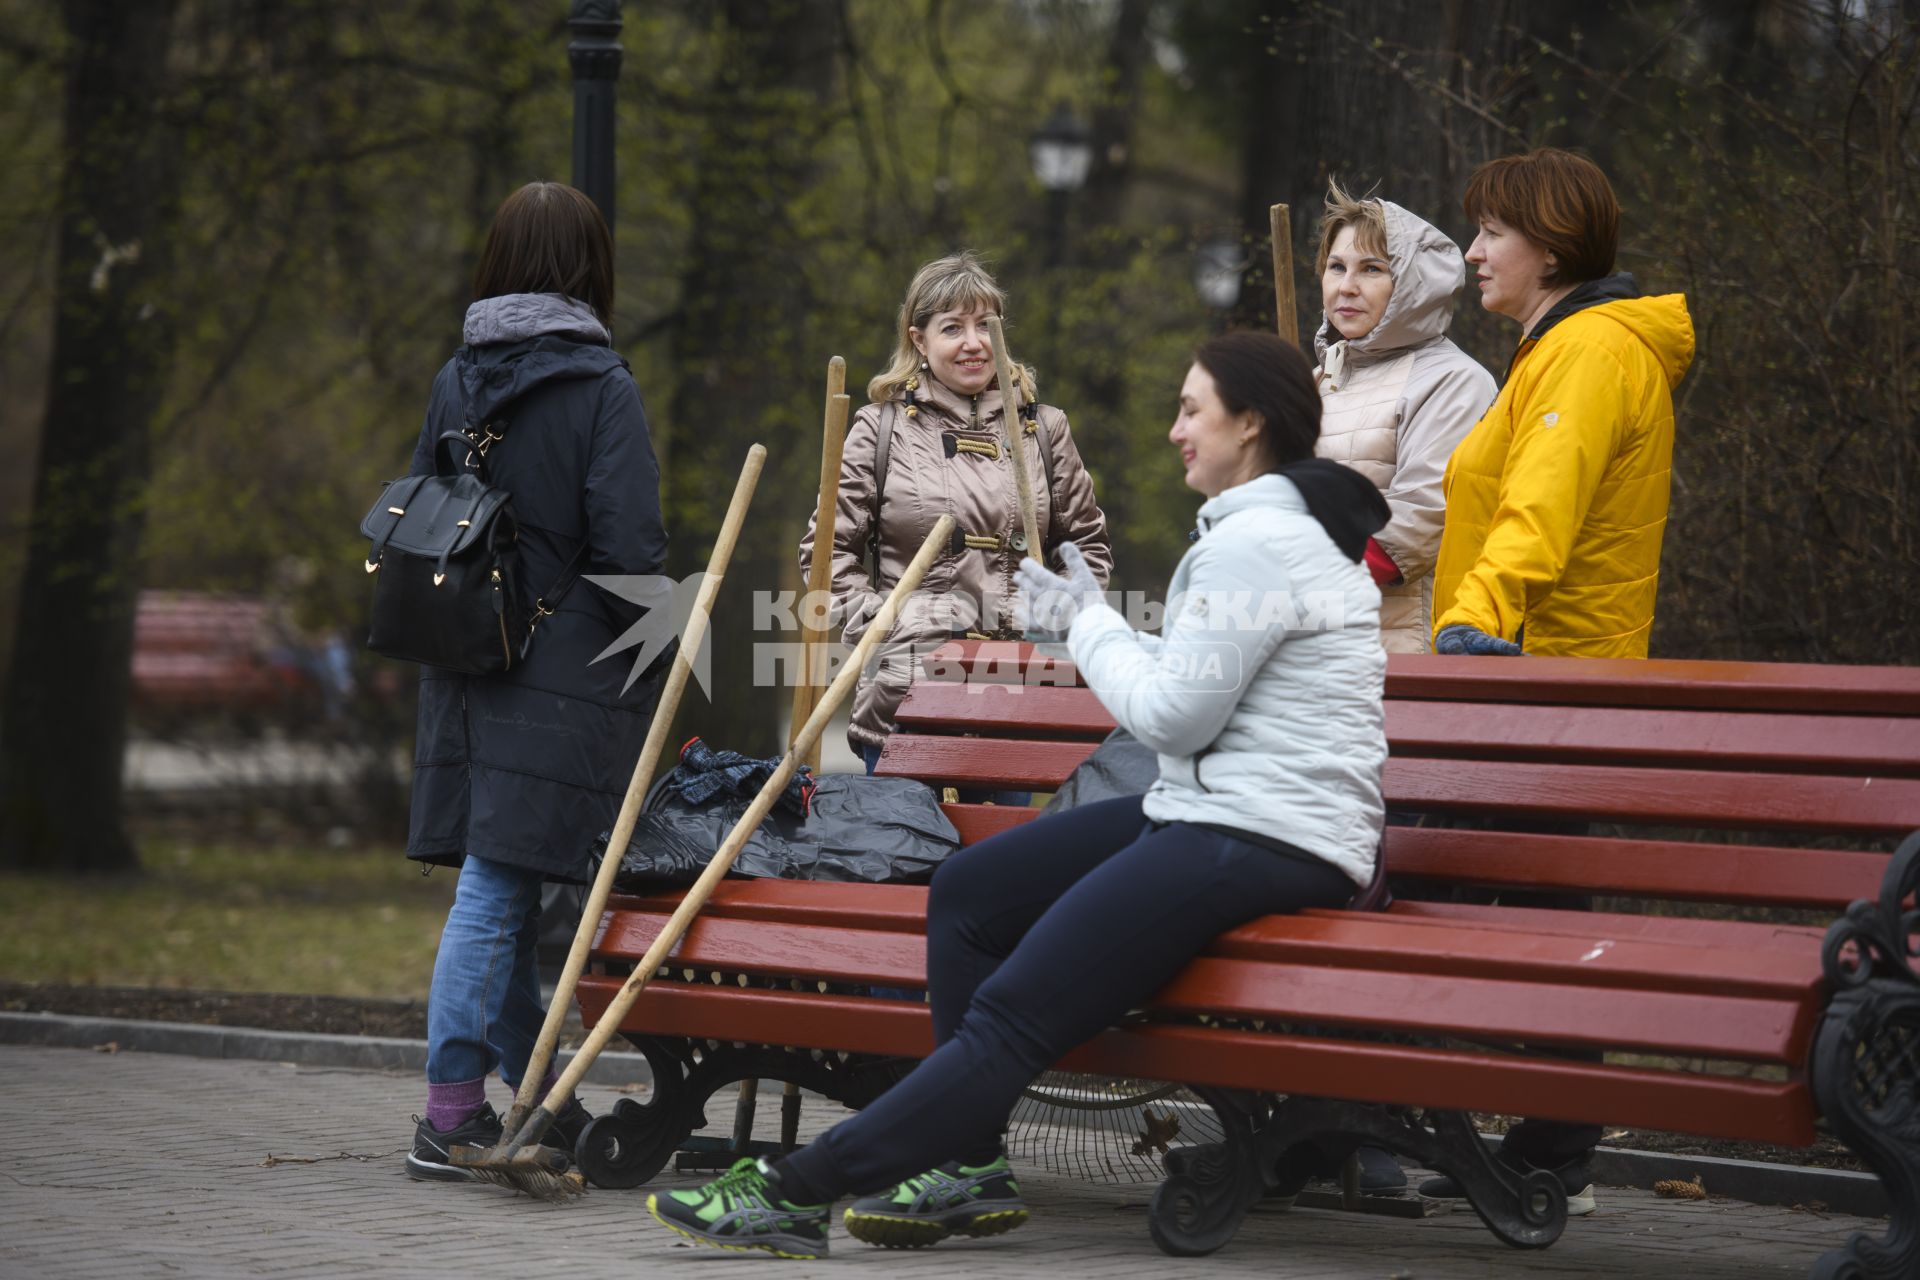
[662,0,840,758]
[0,0,182,874]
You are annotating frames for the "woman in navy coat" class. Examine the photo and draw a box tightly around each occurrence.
[402,183,667,1181]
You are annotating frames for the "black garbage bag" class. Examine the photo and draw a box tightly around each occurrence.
[606,771,961,892]
[1039,727,1158,815]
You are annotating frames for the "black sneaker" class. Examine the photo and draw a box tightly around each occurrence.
[541,1099,593,1159]
[407,1103,504,1182]
[842,1156,1029,1248]
[647,1158,832,1259]
[1417,1149,1595,1216]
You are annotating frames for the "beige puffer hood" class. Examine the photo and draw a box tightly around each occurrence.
[1312,200,1495,654]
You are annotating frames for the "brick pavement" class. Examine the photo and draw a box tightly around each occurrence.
[0,1044,1882,1279]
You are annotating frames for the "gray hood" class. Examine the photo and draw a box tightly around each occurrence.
[463,292,611,347]
[1313,200,1467,368]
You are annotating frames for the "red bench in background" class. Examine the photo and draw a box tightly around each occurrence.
[576,645,1920,1276]
[130,591,331,716]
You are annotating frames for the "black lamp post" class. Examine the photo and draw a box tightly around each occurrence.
[1028,102,1093,266]
[569,0,624,235]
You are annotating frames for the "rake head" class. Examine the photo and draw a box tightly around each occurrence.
[449,1142,587,1203]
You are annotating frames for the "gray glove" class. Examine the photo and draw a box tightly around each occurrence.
[1435,623,1524,657]
[1016,541,1103,634]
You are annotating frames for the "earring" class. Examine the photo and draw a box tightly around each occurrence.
[919,359,929,371]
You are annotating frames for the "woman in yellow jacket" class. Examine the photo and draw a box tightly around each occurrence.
[1431,148,1694,658]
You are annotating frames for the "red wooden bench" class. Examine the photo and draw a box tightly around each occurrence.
[575,643,1920,1276]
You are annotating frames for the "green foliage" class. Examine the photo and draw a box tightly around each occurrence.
[2,0,1913,807]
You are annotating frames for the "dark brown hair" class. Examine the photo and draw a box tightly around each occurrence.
[472,182,615,325]
[1193,331,1321,468]
[1463,148,1619,287]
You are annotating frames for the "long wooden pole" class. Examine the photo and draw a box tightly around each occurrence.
[496,516,957,1163]
[499,444,765,1142]
[791,357,849,771]
[983,314,1042,561]
[1270,202,1297,347]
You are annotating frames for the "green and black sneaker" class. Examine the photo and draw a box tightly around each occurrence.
[842,1156,1030,1249]
[646,1158,832,1260]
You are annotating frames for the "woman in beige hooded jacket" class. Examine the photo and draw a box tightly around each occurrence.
[1312,184,1496,652]
[800,253,1112,767]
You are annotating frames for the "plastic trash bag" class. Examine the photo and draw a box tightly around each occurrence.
[606,771,961,892]
[1039,727,1158,815]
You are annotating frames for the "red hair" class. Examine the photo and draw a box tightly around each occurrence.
[1463,149,1619,286]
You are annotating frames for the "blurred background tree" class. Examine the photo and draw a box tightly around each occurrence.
[0,0,1913,873]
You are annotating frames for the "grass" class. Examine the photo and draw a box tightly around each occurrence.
[0,842,456,997]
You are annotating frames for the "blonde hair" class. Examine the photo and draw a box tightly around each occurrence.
[1314,177,1390,275]
[868,252,1037,403]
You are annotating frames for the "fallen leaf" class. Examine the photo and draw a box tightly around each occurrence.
[1653,1175,1707,1200]
[1131,1109,1182,1157]
[92,1041,120,1054]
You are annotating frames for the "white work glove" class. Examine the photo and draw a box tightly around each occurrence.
[1016,541,1103,635]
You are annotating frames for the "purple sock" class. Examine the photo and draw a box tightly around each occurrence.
[425,1077,488,1132]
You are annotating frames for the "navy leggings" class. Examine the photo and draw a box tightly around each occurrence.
[777,795,1357,1200]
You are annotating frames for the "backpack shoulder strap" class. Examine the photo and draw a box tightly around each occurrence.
[868,402,898,589]
[1026,403,1059,554]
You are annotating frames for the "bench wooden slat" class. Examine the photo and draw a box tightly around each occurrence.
[1384,653,1920,715]
[1387,701,1920,777]
[894,682,1115,739]
[1377,900,1830,948]
[883,742,1920,831]
[597,906,1818,1000]
[899,682,1920,775]
[1383,826,1889,909]
[1386,757,1920,833]
[605,881,1827,955]
[1101,1024,1819,1147]
[592,915,1813,1061]
[930,810,1885,910]
[606,883,931,934]
[941,802,1037,845]
[573,979,1817,1146]
[918,642,1920,716]
[876,735,1096,789]
[919,640,1081,686]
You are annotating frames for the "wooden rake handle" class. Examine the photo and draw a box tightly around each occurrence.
[791,356,849,771]
[511,515,957,1151]
[500,445,766,1142]
[984,314,1042,562]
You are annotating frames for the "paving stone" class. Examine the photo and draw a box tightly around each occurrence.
[5,1043,1886,1278]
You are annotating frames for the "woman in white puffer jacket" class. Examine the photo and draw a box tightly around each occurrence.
[645,332,1391,1260]
[1313,181,1497,652]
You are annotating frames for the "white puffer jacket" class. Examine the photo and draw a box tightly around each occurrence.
[1066,474,1387,886]
[1314,201,1497,652]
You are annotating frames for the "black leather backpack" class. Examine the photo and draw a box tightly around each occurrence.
[360,419,576,674]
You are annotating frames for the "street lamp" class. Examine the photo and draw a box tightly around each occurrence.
[1029,102,1094,193]
[1029,102,1092,266]
[569,0,624,235]
[1193,236,1245,312]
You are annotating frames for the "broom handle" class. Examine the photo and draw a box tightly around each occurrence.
[500,445,766,1140]
[506,516,954,1152]
[1270,202,1297,347]
[984,315,1042,562]
[790,357,849,768]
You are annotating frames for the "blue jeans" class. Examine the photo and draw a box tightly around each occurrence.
[862,743,1031,808]
[426,854,549,1086]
